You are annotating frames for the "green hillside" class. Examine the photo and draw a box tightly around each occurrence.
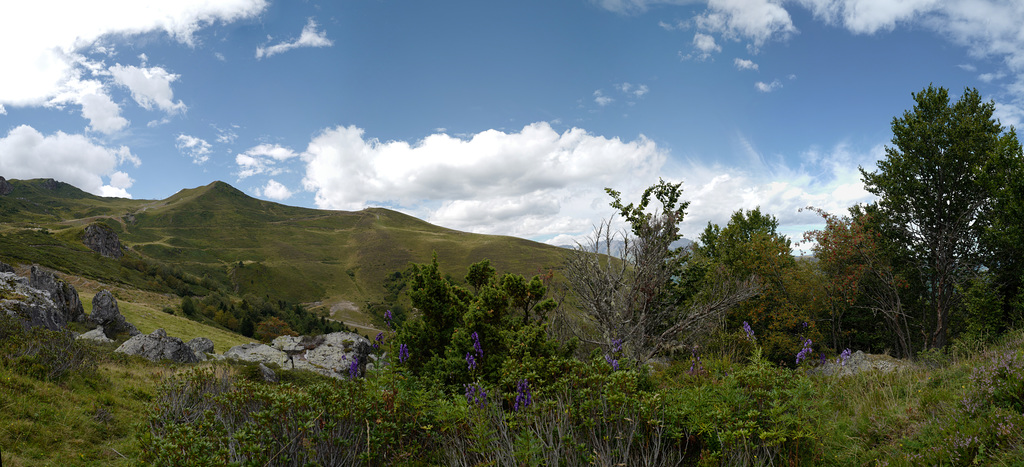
[0,178,569,329]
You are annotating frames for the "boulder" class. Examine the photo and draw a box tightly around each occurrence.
[30,265,85,323]
[82,223,123,259]
[809,350,911,377]
[187,337,215,361]
[0,261,15,274]
[0,176,12,196]
[89,290,140,338]
[258,363,279,383]
[116,328,200,363]
[1,271,65,331]
[224,343,290,367]
[77,327,114,344]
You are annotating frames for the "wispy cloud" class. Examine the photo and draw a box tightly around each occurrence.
[734,58,759,71]
[256,18,333,59]
[755,79,782,92]
[175,134,212,165]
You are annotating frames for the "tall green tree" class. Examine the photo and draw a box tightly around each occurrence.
[860,85,1021,348]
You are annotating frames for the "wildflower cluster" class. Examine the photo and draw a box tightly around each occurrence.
[399,343,409,364]
[513,379,532,412]
[742,321,755,341]
[465,352,477,370]
[688,346,704,375]
[604,338,622,371]
[837,348,852,366]
[349,356,360,379]
[384,309,393,328]
[604,354,619,371]
[464,383,488,408]
[373,332,384,350]
[795,338,813,365]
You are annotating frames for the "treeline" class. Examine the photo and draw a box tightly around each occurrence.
[177,293,349,340]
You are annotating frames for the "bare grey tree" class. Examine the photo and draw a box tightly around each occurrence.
[563,216,759,364]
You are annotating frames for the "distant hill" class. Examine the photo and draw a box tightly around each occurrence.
[0,178,570,327]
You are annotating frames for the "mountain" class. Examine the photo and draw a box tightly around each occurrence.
[0,178,570,327]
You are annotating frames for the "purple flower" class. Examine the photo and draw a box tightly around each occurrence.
[373,332,384,349]
[385,309,393,328]
[838,348,852,366]
[688,347,704,375]
[612,338,623,354]
[464,383,487,408]
[399,343,409,364]
[742,321,755,341]
[471,331,483,359]
[466,352,477,371]
[349,356,360,379]
[604,354,619,371]
[795,338,813,365]
[514,379,532,412]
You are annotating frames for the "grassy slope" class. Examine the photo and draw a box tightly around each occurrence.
[0,178,570,322]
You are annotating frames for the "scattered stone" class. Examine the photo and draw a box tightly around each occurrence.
[224,343,290,367]
[115,328,200,363]
[77,327,114,344]
[0,176,11,196]
[82,223,123,259]
[30,265,85,323]
[809,350,911,377]
[89,290,140,338]
[258,363,279,383]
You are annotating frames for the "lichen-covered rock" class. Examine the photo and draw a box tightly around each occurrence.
[30,265,85,323]
[83,223,123,259]
[224,343,290,367]
[187,337,215,361]
[258,363,279,383]
[809,350,911,377]
[1,270,65,331]
[77,326,114,344]
[89,290,140,338]
[116,328,200,363]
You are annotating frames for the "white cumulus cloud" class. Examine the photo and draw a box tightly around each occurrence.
[0,0,266,109]
[299,122,666,238]
[593,90,614,106]
[0,125,139,198]
[236,144,298,178]
[176,134,212,164]
[692,33,722,59]
[258,179,294,201]
[256,18,333,59]
[734,58,759,70]
[696,0,797,51]
[109,63,186,114]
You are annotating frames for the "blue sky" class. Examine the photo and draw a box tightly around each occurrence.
[2,0,1022,248]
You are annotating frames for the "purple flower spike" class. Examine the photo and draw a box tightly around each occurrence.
[466,352,477,370]
[838,348,852,366]
[373,332,384,349]
[604,354,619,371]
[795,338,813,365]
[612,338,623,354]
[742,321,755,341]
[399,343,409,364]
[471,331,483,358]
[514,379,532,412]
[349,356,360,379]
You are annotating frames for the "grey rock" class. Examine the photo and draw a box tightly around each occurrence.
[0,176,12,196]
[30,265,85,323]
[77,327,114,344]
[809,350,911,377]
[115,328,200,363]
[42,178,60,190]
[1,271,65,331]
[224,343,290,367]
[0,261,15,274]
[187,337,215,355]
[89,290,140,338]
[82,223,123,259]
[258,363,279,383]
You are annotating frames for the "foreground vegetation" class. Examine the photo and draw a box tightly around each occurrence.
[3,307,1023,466]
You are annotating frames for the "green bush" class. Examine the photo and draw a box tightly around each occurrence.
[0,312,96,382]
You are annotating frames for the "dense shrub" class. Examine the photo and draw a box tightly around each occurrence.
[0,312,96,382]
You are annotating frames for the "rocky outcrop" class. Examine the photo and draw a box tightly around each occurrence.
[224,343,290,367]
[30,265,85,323]
[809,350,911,377]
[187,337,215,361]
[42,178,60,191]
[0,261,14,274]
[1,270,66,331]
[77,327,115,344]
[89,290,140,338]
[116,329,200,363]
[0,176,12,196]
[224,332,373,379]
[83,224,123,259]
